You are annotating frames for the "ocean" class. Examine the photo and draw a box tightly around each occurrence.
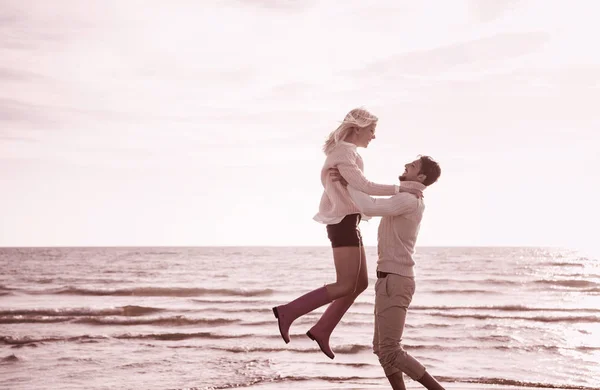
[1,246,599,390]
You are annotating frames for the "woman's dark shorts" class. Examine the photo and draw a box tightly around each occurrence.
[326,214,363,248]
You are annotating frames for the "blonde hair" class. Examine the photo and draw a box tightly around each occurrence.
[322,108,378,155]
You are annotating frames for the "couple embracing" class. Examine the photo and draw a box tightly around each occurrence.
[272,108,444,390]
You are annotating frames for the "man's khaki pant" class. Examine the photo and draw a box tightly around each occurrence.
[373,273,426,380]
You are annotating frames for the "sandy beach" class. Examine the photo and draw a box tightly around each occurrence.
[233,380,566,390]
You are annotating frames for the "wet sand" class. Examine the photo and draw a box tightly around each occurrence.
[234,380,563,390]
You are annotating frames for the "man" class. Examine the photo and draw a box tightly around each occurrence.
[332,155,444,390]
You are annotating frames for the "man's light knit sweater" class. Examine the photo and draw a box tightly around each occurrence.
[314,141,398,225]
[348,181,426,277]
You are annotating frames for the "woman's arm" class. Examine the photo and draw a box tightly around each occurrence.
[336,159,398,196]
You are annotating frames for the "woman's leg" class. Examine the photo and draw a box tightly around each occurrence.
[307,245,368,358]
[324,245,363,299]
[272,215,362,345]
[272,284,332,344]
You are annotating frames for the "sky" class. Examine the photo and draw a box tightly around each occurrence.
[1,0,599,251]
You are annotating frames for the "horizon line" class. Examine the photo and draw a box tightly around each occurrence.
[0,244,573,249]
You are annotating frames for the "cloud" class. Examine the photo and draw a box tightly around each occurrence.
[0,97,198,128]
[360,32,551,76]
[0,0,104,52]
[0,98,59,126]
[0,67,44,81]
[468,0,521,23]
[0,135,37,142]
[230,0,317,11]
[0,5,57,50]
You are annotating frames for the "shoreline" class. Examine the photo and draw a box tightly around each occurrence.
[232,379,583,390]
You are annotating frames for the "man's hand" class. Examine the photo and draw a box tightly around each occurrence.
[329,168,348,187]
[399,187,424,199]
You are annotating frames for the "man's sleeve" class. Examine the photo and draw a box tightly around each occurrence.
[348,187,417,217]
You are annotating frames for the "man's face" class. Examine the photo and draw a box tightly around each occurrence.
[399,159,424,183]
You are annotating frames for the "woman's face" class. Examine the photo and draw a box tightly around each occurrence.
[357,123,377,148]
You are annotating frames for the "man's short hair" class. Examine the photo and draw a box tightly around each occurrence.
[418,156,441,186]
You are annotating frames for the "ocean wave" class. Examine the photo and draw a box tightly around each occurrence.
[409,334,515,343]
[534,279,600,289]
[220,344,369,355]
[325,344,368,354]
[114,332,251,341]
[425,312,600,323]
[0,354,19,364]
[197,376,272,389]
[223,346,313,354]
[0,305,164,317]
[280,374,600,389]
[0,316,75,324]
[25,278,55,284]
[583,288,600,294]
[424,278,520,286]
[576,345,600,352]
[410,305,600,313]
[241,314,344,327]
[23,277,133,285]
[562,273,600,279]
[219,341,599,354]
[401,343,600,353]
[195,307,273,315]
[428,289,497,294]
[1,314,239,327]
[437,376,600,389]
[540,261,586,267]
[0,335,107,346]
[46,286,274,297]
[255,302,600,313]
[204,373,599,390]
[256,375,371,385]
[141,251,181,256]
[5,331,331,346]
[0,331,250,346]
[195,375,376,390]
[406,322,451,329]
[336,362,372,368]
[74,316,237,326]
[190,298,267,305]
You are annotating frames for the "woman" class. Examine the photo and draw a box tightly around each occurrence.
[273,108,408,359]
